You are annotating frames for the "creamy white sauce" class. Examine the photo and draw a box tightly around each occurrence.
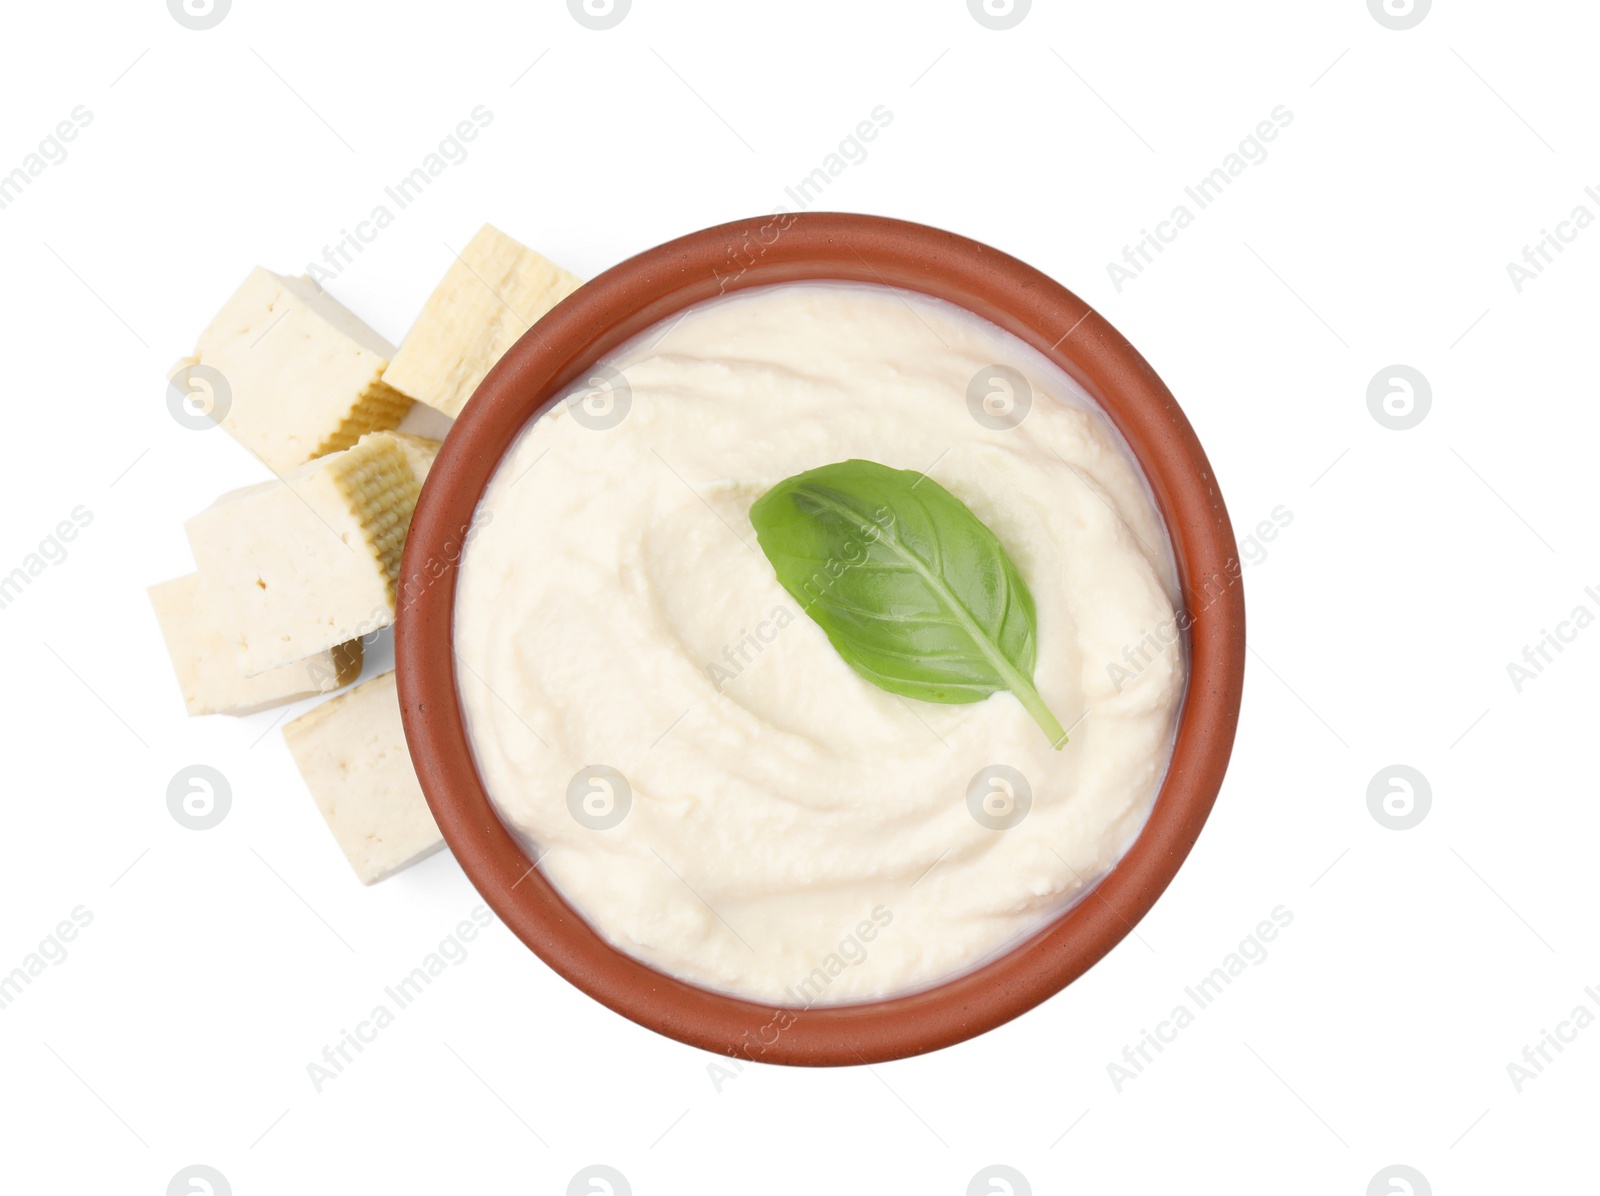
[455,282,1185,1004]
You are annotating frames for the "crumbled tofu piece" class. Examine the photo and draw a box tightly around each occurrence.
[385,431,441,483]
[148,573,361,716]
[283,670,444,884]
[184,267,412,473]
[186,432,421,675]
[382,224,581,418]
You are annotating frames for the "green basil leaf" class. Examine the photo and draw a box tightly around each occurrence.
[749,459,1067,749]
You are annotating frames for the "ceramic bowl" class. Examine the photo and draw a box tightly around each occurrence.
[396,212,1246,1065]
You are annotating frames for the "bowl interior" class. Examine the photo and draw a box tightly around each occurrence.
[396,212,1246,1066]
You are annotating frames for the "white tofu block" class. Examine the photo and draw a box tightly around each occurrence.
[183,267,412,473]
[148,573,361,716]
[284,671,444,885]
[382,224,582,418]
[186,432,421,676]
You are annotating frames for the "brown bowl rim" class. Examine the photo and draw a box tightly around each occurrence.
[396,211,1246,1067]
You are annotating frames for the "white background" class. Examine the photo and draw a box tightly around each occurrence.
[1,0,1594,1192]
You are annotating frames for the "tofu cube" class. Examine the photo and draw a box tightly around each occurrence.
[382,224,581,418]
[183,267,412,473]
[284,670,445,885]
[148,573,361,716]
[186,432,421,676]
